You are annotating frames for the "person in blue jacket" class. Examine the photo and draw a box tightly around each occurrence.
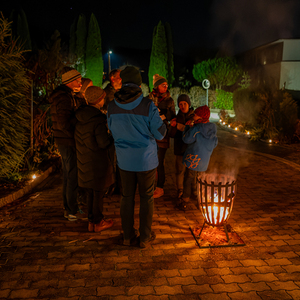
[178,105,218,211]
[107,66,167,248]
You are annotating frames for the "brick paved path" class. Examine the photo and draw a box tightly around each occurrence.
[1,141,300,299]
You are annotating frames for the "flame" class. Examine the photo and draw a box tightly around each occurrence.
[203,193,229,224]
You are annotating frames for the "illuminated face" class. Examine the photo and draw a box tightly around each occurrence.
[179,101,189,113]
[111,71,122,91]
[157,82,168,94]
[66,78,82,92]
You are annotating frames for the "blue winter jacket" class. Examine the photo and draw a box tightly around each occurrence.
[182,122,218,172]
[107,84,167,172]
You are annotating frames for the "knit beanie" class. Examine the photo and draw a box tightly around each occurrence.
[153,74,167,89]
[194,105,210,123]
[62,68,81,84]
[80,78,93,94]
[177,94,191,107]
[120,66,142,86]
[85,86,106,105]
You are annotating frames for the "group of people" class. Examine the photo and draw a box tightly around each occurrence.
[49,65,218,248]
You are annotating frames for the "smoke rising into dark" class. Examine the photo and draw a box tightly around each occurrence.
[209,0,300,55]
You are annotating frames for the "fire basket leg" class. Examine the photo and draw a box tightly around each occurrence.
[198,221,207,238]
[223,224,230,243]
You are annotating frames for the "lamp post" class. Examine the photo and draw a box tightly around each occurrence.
[202,79,210,107]
[108,50,112,74]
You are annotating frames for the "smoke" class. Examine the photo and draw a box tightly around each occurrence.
[209,0,300,55]
[203,133,252,180]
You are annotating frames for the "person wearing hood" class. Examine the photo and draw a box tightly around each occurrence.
[169,94,195,198]
[74,86,115,232]
[178,105,218,211]
[148,74,176,199]
[107,66,167,248]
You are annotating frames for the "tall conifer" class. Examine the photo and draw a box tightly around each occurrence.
[148,21,168,91]
[85,13,103,86]
[76,14,87,75]
[165,22,175,87]
[69,18,76,64]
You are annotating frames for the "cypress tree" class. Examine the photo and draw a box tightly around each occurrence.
[148,21,168,91]
[165,22,175,87]
[85,13,103,86]
[69,17,76,64]
[0,14,31,179]
[9,9,32,50]
[76,14,87,75]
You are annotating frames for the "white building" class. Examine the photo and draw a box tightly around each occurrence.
[237,39,300,96]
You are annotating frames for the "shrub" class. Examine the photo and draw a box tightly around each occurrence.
[215,89,234,110]
[0,14,31,180]
[189,86,206,108]
[233,89,264,125]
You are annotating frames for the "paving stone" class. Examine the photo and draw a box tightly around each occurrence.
[199,293,231,300]
[266,280,299,291]
[211,282,241,293]
[154,285,184,295]
[228,291,263,300]
[257,290,293,299]
[9,288,39,298]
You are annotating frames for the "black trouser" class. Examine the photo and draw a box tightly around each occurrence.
[85,188,105,224]
[119,168,156,242]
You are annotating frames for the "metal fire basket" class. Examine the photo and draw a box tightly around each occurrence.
[196,174,237,242]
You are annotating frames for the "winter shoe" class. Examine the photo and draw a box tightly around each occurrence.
[68,208,88,221]
[153,187,164,198]
[139,231,156,248]
[94,219,114,232]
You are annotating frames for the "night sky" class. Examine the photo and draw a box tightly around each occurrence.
[2,0,300,60]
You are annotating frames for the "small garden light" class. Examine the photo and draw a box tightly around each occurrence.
[32,174,36,179]
[235,127,238,131]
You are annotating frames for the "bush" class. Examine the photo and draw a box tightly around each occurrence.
[215,89,234,110]
[189,86,206,108]
[0,14,31,180]
[233,89,263,125]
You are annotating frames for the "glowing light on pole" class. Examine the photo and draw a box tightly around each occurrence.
[108,51,112,74]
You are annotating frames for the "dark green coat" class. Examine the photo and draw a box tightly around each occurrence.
[75,105,115,191]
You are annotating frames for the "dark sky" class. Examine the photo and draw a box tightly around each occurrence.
[2,0,300,57]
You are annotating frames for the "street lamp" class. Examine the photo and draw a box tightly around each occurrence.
[108,51,112,74]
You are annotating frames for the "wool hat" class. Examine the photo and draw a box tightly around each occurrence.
[120,66,142,86]
[85,86,106,105]
[194,105,210,123]
[177,94,191,107]
[62,68,81,85]
[153,74,167,89]
[80,78,93,94]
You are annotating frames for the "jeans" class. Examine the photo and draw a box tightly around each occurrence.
[157,147,167,188]
[182,168,199,200]
[85,188,105,224]
[119,168,156,242]
[57,144,78,215]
